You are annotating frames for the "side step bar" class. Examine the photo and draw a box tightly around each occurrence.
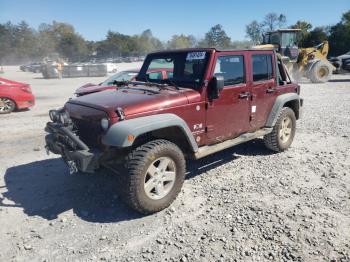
[194,128,273,159]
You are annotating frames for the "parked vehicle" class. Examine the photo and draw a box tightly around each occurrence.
[20,62,43,73]
[103,63,118,73]
[0,77,35,114]
[329,51,350,74]
[75,68,173,96]
[45,48,303,214]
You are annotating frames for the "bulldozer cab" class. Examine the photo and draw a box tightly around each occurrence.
[262,29,301,61]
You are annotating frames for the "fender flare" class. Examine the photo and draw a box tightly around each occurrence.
[101,113,199,152]
[265,93,302,127]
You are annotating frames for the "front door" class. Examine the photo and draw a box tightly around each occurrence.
[205,53,251,144]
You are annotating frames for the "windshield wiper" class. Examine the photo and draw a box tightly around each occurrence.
[115,79,179,93]
[113,80,130,87]
[116,81,160,94]
[161,79,180,90]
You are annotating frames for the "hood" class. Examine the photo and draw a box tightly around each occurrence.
[75,83,114,96]
[0,77,28,88]
[68,86,200,117]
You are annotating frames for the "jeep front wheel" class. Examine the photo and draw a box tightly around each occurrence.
[123,139,186,214]
[264,107,296,152]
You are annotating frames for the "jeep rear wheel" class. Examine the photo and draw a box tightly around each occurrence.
[264,107,296,152]
[123,139,186,214]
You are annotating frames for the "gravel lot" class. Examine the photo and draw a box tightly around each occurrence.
[0,66,349,262]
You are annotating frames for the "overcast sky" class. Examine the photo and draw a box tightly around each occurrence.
[1,0,349,41]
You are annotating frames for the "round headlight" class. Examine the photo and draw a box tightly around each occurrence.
[101,118,109,131]
[49,110,59,122]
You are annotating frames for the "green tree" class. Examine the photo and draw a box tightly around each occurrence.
[290,20,313,46]
[167,34,196,49]
[0,23,13,63]
[200,24,231,49]
[135,29,163,54]
[49,21,88,61]
[328,10,350,56]
[301,27,328,47]
[13,21,39,60]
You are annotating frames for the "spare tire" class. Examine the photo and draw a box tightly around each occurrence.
[308,60,332,83]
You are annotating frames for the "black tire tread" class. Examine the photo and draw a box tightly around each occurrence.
[122,139,185,214]
[264,107,296,152]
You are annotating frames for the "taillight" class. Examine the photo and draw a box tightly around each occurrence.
[20,85,32,93]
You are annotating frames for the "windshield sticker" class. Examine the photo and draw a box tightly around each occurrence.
[186,52,206,60]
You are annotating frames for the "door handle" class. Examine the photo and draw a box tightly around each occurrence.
[239,92,250,99]
[266,87,276,93]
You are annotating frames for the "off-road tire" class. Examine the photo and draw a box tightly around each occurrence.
[308,61,332,83]
[264,107,296,152]
[0,97,16,114]
[122,139,186,214]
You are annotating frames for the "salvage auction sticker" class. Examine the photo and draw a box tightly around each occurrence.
[186,52,206,60]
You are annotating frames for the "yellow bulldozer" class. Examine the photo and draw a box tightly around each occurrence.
[255,28,335,83]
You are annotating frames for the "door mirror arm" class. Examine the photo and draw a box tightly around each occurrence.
[209,75,224,100]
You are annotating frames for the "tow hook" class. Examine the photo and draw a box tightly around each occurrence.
[67,160,78,174]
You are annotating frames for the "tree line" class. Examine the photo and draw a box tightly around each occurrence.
[0,21,250,64]
[245,10,350,56]
[0,10,348,64]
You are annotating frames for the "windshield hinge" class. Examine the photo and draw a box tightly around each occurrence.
[116,107,125,120]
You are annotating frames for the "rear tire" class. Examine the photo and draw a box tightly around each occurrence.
[0,98,16,114]
[264,107,296,152]
[308,61,332,83]
[122,139,186,214]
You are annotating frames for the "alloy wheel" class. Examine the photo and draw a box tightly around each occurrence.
[144,157,176,200]
[279,116,292,144]
[0,98,14,113]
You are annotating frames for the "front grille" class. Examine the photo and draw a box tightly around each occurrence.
[65,102,108,149]
[71,118,103,148]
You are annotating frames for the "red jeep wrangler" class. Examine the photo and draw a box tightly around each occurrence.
[45,48,303,214]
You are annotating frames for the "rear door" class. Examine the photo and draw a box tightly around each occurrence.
[249,52,278,129]
[205,52,251,143]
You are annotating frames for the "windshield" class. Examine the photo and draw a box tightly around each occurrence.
[101,71,138,86]
[137,51,209,89]
[281,32,297,48]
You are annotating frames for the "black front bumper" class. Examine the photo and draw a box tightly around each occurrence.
[45,122,100,173]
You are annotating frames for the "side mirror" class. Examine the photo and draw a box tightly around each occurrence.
[209,75,224,99]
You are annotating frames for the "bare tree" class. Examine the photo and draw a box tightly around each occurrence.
[261,13,287,32]
[246,20,262,44]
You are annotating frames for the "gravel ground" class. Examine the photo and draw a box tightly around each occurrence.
[0,66,349,262]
